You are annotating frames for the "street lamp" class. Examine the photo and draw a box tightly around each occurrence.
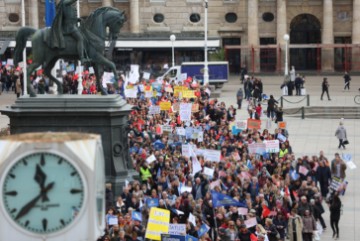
[77,0,83,95]
[170,34,176,67]
[283,33,290,77]
[203,0,209,85]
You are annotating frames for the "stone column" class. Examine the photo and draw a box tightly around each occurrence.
[130,0,140,33]
[247,0,259,73]
[277,0,287,74]
[321,0,334,71]
[102,0,113,7]
[352,0,360,71]
[29,0,39,28]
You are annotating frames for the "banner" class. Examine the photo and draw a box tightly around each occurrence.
[211,190,247,208]
[146,207,171,240]
[248,143,266,155]
[247,118,261,129]
[197,224,210,238]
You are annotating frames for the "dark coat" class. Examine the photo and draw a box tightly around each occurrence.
[330,198,342,221]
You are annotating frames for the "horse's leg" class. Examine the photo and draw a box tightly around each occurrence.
[93,64,107,95]
[26,62,41,97]
[93,53,118,95]
[44,58,63,94]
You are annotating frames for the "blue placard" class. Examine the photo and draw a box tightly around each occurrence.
[161,234,186,241]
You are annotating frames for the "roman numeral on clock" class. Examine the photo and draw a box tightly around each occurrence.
[42,218,48,231]
[5,191,17,196]
[70,189,83,194]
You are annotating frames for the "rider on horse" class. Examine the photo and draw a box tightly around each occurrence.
[47,0,90,64]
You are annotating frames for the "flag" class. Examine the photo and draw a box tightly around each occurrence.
[131,211,142,221]
[146,198,159,208]
[247,159,253,170]
[211,190,247,208]
[197,223,210,237]
[262,205,271,218]
[45,0,56,27]
[290,169,299,180]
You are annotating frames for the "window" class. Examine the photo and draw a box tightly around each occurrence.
[153,14,165,23]
[262,12,274,22]
[189,13,201,23]
[8,13,20,23]
[225,13,237,23]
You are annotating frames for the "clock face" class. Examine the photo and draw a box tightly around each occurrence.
[2,152,85,235]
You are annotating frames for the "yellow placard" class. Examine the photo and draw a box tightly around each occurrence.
[159,101,171,111]
[145,207,170,240]
[182,90,196,98]
[174,86,183,97]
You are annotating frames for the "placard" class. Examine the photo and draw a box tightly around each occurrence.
[203,149,221,162]
[264,140,280,153]
[161,234,185,241]
[182,90,196,98]
[145,90,153,98]
[278,121,287,129]
[146,154,157,164]
[191,103,199,112]
[149,106,161,115]
[248,143,266,155]
[145,208,171,240]
[168,224,186,235]
[176,127,186,136]
[124,87,138,98]
[180,103,192,122]
[244,217,257,228]
[182,144,191,157]
[247,118,261,129]
[203,167,214,177]
[160,102,172,111]
[162,125,173,133]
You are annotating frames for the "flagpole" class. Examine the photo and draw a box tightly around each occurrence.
[77,0,83,95]
[21,0,27,96]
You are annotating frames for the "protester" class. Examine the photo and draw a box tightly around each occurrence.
[288,208,303,241]
[301,209,316,241]
[330,153,347,180]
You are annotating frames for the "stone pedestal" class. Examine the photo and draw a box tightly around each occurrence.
[0,95,133,197]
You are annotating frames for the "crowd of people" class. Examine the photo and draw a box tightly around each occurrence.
[97,74,347,241]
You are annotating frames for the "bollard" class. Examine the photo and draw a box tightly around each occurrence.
[301,106,305,119]
[307,94,310,106]
[280,96,283,108]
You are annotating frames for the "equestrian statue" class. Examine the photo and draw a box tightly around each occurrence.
[14,0,126,97]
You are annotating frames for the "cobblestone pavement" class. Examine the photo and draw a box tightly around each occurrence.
[0,75,359,240]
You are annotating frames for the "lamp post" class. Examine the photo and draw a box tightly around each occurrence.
[203,0,209,85]
[77,0,83,95]
[21,0,27,95]
[170,34,176,67]
[283,33,290,77]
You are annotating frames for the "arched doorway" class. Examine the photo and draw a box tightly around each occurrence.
[290,14,321,70]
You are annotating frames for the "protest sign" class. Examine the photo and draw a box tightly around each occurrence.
[149,106,161,115]
[342,153,357,169]
[238,207,248,215]
[197,131,203,142]
[203,167,214,177]
[191,103,199,112]
[203,149,221,162]
[162,125,173,133]
[143,72,150,80]
[248,143,266,155]
[247,118,261,129]
[174,86,185,97]
[278,121,287,129]
[146,207,170,240]
[264,140,280,153]
[188,213,196,226]
[172,102,180,112]
[277,133,287,142]
[180,103,192,122]
[108,215,118,225]
[165,87,173,93]
[145,90,153,98]
[236,120,247,130]
[298,166,309,176]
[146,154,157,164]
[330,177,342,191]
[124,87,138,98]
[176,127,186,136]
[244,217,257,228]
[182,90,196,98]
[168,224,186,235]
[182,144,191,157]
[161,234,185,241]
[180,186,192,194]
[160,101,172,111]
[210,179,220,190]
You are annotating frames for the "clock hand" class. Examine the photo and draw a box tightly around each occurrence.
[34,164,49,202]
[15,182,55,221]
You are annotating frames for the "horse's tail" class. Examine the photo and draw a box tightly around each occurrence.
[14,27,36,66]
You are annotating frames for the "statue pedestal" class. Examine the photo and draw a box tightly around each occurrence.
[0,95,135,197]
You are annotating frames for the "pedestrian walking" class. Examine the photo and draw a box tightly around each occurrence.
[320,77,331,100]
[267,95,278,120]
[329,193,342,239]
[334,120,347,149]
[301,209,316,241]
[343,71,351,90]
[288,208,303,241]
[236,87,243,109]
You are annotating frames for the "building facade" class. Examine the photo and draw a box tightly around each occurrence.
[0,0,358,73]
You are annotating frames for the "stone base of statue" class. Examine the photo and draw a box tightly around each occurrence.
[0,95,135,197]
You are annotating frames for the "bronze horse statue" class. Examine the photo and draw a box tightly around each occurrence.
[14,7,126,97]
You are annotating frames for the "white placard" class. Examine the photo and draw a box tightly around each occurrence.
[7,59,14,66]
[264,140,280,153]
[149,106,161,115]
[127,65,140,84]
[124,87,138,98]
[182,144,191,157]
[197,131,204,142]
[176,127,186,136]
[89,66,95,74]
[203,149,221,162]
[146,154,156,164]
[180,186,192,194]
[143,72,150,80]
[236,120,247,130]
[162,125,173,133]
[277,133,287,142]
[189,213,196,226]
[244,217,257,228]
[108,216,118,225]
[248,143,266,155]
[238,207,248,215]
[203,167,214,177]
[168,224,186,235]
[179,103,192,122]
